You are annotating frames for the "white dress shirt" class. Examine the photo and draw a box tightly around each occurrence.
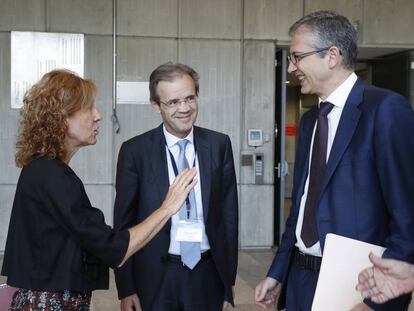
[163,126,211,255]
[295,73,358,256]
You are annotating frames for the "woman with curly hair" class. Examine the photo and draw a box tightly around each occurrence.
[1,69,197,310]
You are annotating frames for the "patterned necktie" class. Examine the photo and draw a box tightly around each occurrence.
[176,139,201,269]
[301,102,334,247]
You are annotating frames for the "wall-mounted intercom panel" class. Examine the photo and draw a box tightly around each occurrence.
[241,150,265,185]
[254,153,264,185]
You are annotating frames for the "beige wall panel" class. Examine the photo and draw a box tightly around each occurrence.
[0,0,45,31]
[0,33,20,184]
[244,0,302,40]
[48,0,112,35]
[117,0,178,37]
[84,185,114,226]
[363,0,414,44]
[115,105,162,151]
[70,36,114,184]
[303,1,364,45]
[114,37,178,154]
[240,185,274,247]
[85,36,114,104]
[0,185,16,252]
[179,39,241,177]
[242,41,275,185]
[181,0,241,39]
[305,0,363,20]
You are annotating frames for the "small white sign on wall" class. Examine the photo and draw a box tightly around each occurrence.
[11,31,84,109]
[116,81,150,105]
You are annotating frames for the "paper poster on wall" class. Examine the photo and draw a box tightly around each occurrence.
[116,81,150,105]
[11,31,84,109]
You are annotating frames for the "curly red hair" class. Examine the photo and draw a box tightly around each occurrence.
[15,69,97,167]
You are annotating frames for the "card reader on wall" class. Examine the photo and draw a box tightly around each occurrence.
[247,129,263,147]
[254,153,264,184]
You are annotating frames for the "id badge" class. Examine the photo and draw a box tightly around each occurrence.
[175,220,203,242]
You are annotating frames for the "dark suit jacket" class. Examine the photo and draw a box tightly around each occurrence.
[268,79,414,310]
[1,157,129,292]
[113,124,238,309]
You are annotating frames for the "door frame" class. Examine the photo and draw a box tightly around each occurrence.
[274,48,288,245]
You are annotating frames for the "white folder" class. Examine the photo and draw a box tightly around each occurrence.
[311,233,385,311]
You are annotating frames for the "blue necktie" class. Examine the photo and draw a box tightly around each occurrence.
[177,139,201,269]
[301,102,334,247]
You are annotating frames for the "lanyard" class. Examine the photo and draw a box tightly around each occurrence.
[167,146,196,219]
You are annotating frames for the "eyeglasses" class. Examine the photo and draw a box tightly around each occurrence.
[158,95,198,108]
[287,47,330,65]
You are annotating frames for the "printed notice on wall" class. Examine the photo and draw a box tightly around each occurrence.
[11,31,84,109]
[116,81,150,105]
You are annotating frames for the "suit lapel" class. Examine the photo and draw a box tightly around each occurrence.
[321,79,364,192]
[150,125,171,221]
[194,127,211,221]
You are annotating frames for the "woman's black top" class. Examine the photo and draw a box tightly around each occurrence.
[1,157,129,292]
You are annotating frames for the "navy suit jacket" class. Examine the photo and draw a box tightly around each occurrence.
[268,79,414,310]
[113,124,238,310]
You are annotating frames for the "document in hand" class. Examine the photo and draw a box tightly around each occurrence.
[311,233,385,311]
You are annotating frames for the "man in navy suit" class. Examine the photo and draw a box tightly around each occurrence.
[255,10,414,311]
[114,62,238,311]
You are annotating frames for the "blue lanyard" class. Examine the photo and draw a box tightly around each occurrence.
[167,146,196,219]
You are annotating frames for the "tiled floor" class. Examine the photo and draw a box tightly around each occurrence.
[89,250,274,311]
[2,251,413,311]
[0,250,274,311]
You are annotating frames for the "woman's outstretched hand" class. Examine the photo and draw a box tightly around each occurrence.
[162,168,197,215]
[119,168,198,268]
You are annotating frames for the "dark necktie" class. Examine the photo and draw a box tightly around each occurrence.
[301,101,334,247]
[176,139,201,269]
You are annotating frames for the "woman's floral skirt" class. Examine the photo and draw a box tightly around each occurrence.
[9,289,91,311]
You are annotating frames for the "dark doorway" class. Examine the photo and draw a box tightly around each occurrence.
[371,52,411,100]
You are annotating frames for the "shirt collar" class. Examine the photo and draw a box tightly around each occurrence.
[319,72,358,109]
[163,125,194,149]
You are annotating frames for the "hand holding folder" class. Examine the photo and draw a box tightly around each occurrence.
[311,234,385,311]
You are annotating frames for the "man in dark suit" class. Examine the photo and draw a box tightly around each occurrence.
[255,10,414,311]
[114,62,238,311]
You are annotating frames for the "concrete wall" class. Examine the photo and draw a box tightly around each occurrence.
[1,0,413,251]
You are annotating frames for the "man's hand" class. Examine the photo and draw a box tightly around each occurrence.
[350,302,374,311]
[222,286,235,309]
[356,253,414,304]
[254,277,281,309]
[120,294,142,311]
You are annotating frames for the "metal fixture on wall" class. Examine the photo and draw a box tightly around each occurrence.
[111,0,120,134]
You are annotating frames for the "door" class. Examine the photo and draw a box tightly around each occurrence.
[274,49,288,245]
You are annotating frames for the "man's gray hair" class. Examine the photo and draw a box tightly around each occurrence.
[289,10,358,70]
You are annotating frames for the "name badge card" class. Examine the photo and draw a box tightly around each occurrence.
[175,220,203,242]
